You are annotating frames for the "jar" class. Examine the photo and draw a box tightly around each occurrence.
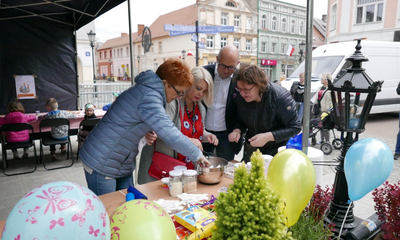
[183,170,197,193]
[168,170,183,197]
[174,165,187,173]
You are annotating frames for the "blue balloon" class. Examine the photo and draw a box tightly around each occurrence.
[1,181,110,240]
[344,138,394,201]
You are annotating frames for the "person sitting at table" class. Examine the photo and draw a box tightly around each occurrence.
[78,103,97,149]
[79,58,211,196]
[228,64,301,162]
[138,66,218,184]
[102,92,120,111]
[0,100,37,159]
[40,98,76,161]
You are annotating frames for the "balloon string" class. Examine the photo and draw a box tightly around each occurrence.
[338,201,352,239]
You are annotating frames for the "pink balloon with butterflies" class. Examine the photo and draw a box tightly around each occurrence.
[1,181,110,240]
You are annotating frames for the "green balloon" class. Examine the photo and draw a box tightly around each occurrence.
[110,200,176,240]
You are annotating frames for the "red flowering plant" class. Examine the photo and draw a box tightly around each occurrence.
[372,180,400,239]
[290,184,335,240]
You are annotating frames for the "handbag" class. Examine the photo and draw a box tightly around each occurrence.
[312,102,320,116]
[148,148,186,180]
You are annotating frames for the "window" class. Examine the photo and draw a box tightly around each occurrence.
[246,39,251,51]
[226,1,236,7]
[159,42,162,53]
[246,17,252,29]
[281,43,286,54]
[117,49,120,58]
[356,0,383,24]
[207,36,214,48]
[110,50,112,58]
[221,37,227,48]
[291,20,296,34]
[99,52,102,59]
[271,43,276,53]
[113,50,116,58]
[261,42,266,53]
[234,38,240,49]
[272,16,277,31]
[234,15,241,27]
[126,47,129,57]
[221,13,228,26]
[281,18,286,32]
[299,21,304,35]
[262,15,267,29]
[120,48,123,57]
[331,4,337,30]
[105,51,107,59]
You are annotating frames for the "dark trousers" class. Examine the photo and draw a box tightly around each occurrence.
[50,144,66,151]
[202,130,235,161]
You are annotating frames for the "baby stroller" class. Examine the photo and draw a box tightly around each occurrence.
[309,109,343,155]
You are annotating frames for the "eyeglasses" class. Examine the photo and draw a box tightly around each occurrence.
[170,83,185,97]
[235,84,256,93]
[218,63,237,71]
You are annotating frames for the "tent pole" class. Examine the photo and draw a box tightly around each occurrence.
[301,0,314,155]
[73,14,80,110]
[128,0,134,85]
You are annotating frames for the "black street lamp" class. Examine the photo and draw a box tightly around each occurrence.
[137,55,140,74]
[299,41,305,63]
[87,30,97,96]
[182,49,186,61]
[324,39,383,237]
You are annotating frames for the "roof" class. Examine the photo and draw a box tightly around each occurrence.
[98,32,139,50]
[134,4,198,42]
[314,18,326,38]
[0,0,125,30]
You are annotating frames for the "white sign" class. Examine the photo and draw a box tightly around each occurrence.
[15,75,37,99]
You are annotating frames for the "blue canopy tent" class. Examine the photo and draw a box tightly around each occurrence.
[0,0,126,114]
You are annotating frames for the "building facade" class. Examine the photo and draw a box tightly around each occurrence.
[258,0,306,81]
[197,0,258,66]
[327,0,400,43]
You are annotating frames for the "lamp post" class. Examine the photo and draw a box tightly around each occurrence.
[324,39,383,237]
[298,41,305,63]
[87,30,97,96]
[182,49,186,61]
[137,55,140,74]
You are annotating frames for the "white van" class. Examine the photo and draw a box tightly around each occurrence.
[281,40,400,114]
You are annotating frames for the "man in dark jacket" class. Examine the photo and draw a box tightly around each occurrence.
[202,45,243,161]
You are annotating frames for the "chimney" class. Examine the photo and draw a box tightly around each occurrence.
[322,14,327,22]
[138,24,145,35]
[121,33,127,36]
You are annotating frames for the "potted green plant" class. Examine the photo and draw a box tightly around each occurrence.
[210,150,293,239]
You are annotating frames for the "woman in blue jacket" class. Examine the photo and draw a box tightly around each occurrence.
[79,59,210,195]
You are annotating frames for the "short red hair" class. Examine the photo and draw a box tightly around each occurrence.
[156,58,193,87]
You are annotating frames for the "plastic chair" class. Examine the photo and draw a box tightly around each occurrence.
[39,118,73,170]
[0,123,37,176]
[77,118,101,159]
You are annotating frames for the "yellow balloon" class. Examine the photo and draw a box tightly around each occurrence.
[267,149,316,227]
[110,200,176,240]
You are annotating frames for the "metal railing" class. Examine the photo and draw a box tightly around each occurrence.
[78,82,131,110]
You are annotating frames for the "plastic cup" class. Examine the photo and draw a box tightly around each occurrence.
[35,111,40,116]
[161,177,170,189]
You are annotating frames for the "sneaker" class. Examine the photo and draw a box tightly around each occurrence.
[60,146,67,155]
[22,152,29,159]
[394,153,400,160]
[13,152,20,160]
[51,151,58,161]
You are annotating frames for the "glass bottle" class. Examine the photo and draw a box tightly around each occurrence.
[183,170,197,193]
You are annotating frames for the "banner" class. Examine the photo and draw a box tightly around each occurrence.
[15,75,37,99]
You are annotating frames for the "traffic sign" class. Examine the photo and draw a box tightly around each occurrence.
[198,26,234,33]
[164,24,196,32]
[191,34,197,42]
[199,42,205,49]
[169,31,195,36]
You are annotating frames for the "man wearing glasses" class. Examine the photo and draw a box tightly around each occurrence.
[202,45,243,161]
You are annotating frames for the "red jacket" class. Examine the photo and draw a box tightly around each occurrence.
[0,112,36,143]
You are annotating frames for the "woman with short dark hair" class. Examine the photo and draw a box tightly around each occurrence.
[228,64,301,162]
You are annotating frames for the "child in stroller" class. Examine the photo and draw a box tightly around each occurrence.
[309,108,343,155]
